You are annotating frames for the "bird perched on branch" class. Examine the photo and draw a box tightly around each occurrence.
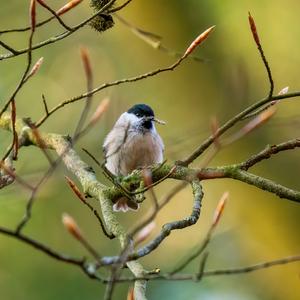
[103,103,165,212]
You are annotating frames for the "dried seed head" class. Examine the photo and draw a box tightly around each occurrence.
[89,0,115,33]
[89,14,114,33]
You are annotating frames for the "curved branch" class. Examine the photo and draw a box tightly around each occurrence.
[133,180,203,259]
[0,111,148,300]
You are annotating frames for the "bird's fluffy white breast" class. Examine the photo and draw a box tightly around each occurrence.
[103,112,164,175]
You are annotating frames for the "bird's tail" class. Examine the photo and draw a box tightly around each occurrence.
[112,197,139,212]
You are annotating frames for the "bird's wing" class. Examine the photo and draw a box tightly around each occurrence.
[103,121,130,161]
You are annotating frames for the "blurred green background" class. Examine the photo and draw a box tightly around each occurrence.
[1,0,300,299]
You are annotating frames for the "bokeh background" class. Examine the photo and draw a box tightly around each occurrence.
[1,0,300,299]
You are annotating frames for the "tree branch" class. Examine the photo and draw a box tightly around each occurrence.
[179,91,300,166]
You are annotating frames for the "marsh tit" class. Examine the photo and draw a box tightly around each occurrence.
[103,104,165,212]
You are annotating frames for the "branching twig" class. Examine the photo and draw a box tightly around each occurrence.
[0,0,117,62]
[0,0,36,118]
[240,138,300,170]
[73,47,94,140]
[170,192,228,275]
[133,180,203,259]
[36,0,72,31]
[112,254,300,282]
[0,40,19,54]
[130,181,187,237]
[179,91,300,166]
[248,12,274,99]
[65,176,115,239]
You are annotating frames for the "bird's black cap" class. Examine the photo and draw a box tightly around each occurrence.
[127,104,154,118]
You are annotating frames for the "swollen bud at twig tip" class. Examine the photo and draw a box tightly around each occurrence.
[62,213,83,241]
[57,0,84,16]
[80,47,93,82]
[243,106,276,136]
[257,106,277,123]
[212,191,229,227]
[127,287,134,300]
[28,57,44,78]
[278,86,289,95]
[65,176,87,204]
[89,98,110,125]
[135,221,156,245]
[183,25,215,58]
[30,0,36,32]
[248,12,260,46]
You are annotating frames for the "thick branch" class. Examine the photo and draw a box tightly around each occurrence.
[1,112,300,296]
[225,168,300,203]
[0,111,148,299]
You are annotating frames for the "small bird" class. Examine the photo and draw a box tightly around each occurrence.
[103,103,165,212]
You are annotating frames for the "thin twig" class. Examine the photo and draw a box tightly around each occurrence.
[130,181,187,237]
[11,99,18,160]
[132,180,203,260]
[62,213,101,261]
[178,91,300,166]
[36,0,72,31]
[0,226,85,265]
[0,0,117,62]
[115,14,206,63]
[73,47,94,140]
[170,192,228,274]
[113,254,300,282]
[248,12,274,99]
[34,25,215,127]
[42,94,49,116]
[0,40,19,54]
[194,252,209,281]
[107,0,133,13]
[240,138,300,170]
[65,176,115,239]
[0,16,54,34]
[0,1,36,118]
